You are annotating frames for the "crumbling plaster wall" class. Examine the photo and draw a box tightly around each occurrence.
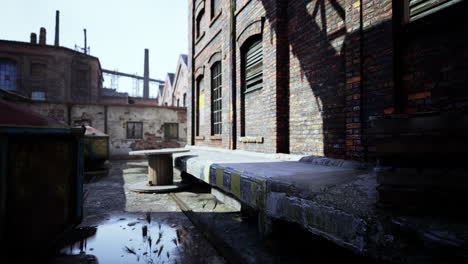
[14,101,187,158]
[107,105,187,158]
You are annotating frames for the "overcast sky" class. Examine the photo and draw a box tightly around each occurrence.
[1,0,188,95]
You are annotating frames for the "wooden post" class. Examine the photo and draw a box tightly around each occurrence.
[147,154,173,186]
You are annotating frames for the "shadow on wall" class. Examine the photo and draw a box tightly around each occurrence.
[259,0,394,161]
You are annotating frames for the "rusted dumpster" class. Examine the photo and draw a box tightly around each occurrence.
[81,126,109,180]
[0,99,85,262]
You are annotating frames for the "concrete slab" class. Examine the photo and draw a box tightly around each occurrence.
[174,146,468,263]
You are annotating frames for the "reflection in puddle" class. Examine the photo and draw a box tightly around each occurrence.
[61,214,189,264]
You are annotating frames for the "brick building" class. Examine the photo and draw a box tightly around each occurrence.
[0,37,102,103]
[0,25,187,158]
[186,0,468,237]
[188,0,467,158]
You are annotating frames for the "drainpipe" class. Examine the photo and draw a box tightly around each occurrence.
[190,1,196,145]
[229,0,237,150]
[104,105,108,134]
[359,0,367,161]
[67,104,72,126]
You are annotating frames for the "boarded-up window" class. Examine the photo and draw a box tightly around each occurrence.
[164,123,178,140]
[31,63,46,77]
[127,122,143,139]
[211,62,222,135]
[404,0,462,23]
[0,59,17,91]
[243,39,263,92]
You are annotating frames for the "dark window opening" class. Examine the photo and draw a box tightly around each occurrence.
[127,122,143,139]
[243,39,263,93]
[211,62,222,135]
[164,123,178,140]
[75,70,89,89]
[196,10,204,38]
[211,0,220,18]
[0,59,17,91]
[183,93,187,106]
[31,63,46,77]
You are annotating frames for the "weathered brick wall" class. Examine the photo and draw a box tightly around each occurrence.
[287,0,347,158]
[400,6,468,114]
[188,0,465,162]
[191,0,229,149]
[236,0,276,153]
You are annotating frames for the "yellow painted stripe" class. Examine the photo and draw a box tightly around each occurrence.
[216,168,224,188]
[251,182,257,206]
[231,172,241,198]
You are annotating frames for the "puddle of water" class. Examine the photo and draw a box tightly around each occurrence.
[61,215,187,264]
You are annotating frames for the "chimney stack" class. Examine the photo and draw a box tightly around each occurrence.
[143,49,150,99]
[39,27,46,45]
[55,10,60,46]
[30,33,37,44]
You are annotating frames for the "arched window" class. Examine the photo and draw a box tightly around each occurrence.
[242,39,263,93]
[196,10,204,38]
[0,59,17,91]
[211,62,222,135]
[211,0,220,18]
[183,93,187,106]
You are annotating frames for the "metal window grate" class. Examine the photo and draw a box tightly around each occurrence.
[126,122,143,139]
[0,60,17,91]
[244,40,263,92]
[211,62,222,135]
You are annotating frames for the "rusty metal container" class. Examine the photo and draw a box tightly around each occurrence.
[0,99,85,261]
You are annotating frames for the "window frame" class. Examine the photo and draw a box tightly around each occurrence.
[164,123,179,141]
[126,121,143,139]
[210,61,222,136]
[0,59,18,91]
[242,38,263,94]
[196,9,205,39]
[211,0,220,18]
[403,0,463,23]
